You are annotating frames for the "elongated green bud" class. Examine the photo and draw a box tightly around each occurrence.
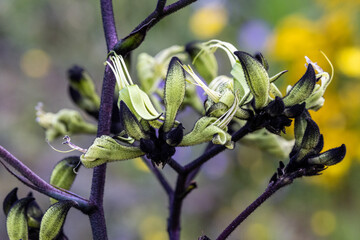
[40,200,77,240]
[234,51,270,109]
[163,57,186,132]
[283,64,316,107]
[68,66,100,117]
[308,144,346,166]
[26,193,43,228]
[49,156,80,204]
[80,135,145,168]
[3,188,18,216]
[6,197,34,240]
[119,101,147,141]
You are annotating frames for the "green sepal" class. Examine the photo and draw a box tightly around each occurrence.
[118,85,161,121]
[283,64,316,107]
[234,51,270,109]
[163,57,186,132]
[186,42,218,83]
[39,200,77,240]
[119,101,147,141]
[308,144,346,166]
[49,156,80,204]
[206,102,228,117]
[6,197,34,240]
[254,52,269,71]
[179,117,233,148]
[80,135,144,168]
[231,62,252,105]
[113,23,148,55]
[3,188,18,216]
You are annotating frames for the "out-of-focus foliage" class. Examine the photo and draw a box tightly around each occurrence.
[0,0,359,239]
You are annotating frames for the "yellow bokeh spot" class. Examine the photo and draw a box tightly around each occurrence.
[311,210,337,236]
[245,223,270,240]
[336,47,360,77]
[189,5,228,39]
[20,49,51,78]
[133,157,150,172]
[139,215,167,240]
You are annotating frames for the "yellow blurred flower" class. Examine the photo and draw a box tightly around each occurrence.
[336,47,360,77]
[311,210,337,237]
[189,5,228,39]
[20,49,51,78]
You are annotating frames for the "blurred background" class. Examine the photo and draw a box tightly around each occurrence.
[1,0,360,239]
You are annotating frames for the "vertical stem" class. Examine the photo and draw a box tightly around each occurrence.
[89,0,118,239]
[168,173,188,240]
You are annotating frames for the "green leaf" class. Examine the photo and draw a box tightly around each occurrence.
[80,135,145,168]
[6,197,34,240]
[163,57,186,132]
[49,156,80,204]
[3,188,18,216]
[40,200,77,240]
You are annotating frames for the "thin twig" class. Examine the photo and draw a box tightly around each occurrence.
[215,179,289,240]
[142,157,174,196]
[168,158,185,174]
[0,146,93,212]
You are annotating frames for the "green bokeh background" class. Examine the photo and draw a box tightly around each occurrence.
[1,0,360,239]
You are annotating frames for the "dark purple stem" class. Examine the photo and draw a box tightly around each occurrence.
[0,146,93,212]
[88,0,118,239]
[168,173,188,240]
[216,181,287,240]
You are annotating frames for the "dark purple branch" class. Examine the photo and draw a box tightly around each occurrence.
[216,180,288,240]
[142,157,174,196]
[168,174,188,240]
[114,0,197,54]
[168,158,185,174]
[0,146,93,212]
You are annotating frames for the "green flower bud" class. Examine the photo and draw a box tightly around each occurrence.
[49,156,80,204]
[113,23,148,55]
[40,200,77,240]
[6,197,34,240]
[137,45,185,94]
[3,188,18,216]
[26,193,43,228]
[80,136,144,168]
[119,101,147,141]
[35,103,97,141]
[307,144,346,166]
[283,64,316,107]
[179,117,233,149]
[67,66,100,117]
[163,57,186,132]
[186,42,218,83]
[234,51,270,109]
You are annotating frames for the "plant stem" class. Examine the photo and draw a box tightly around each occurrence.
[88,0,119,239]
[0,146,93,212]
[216,181,286,240]
[168,173,188,240]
